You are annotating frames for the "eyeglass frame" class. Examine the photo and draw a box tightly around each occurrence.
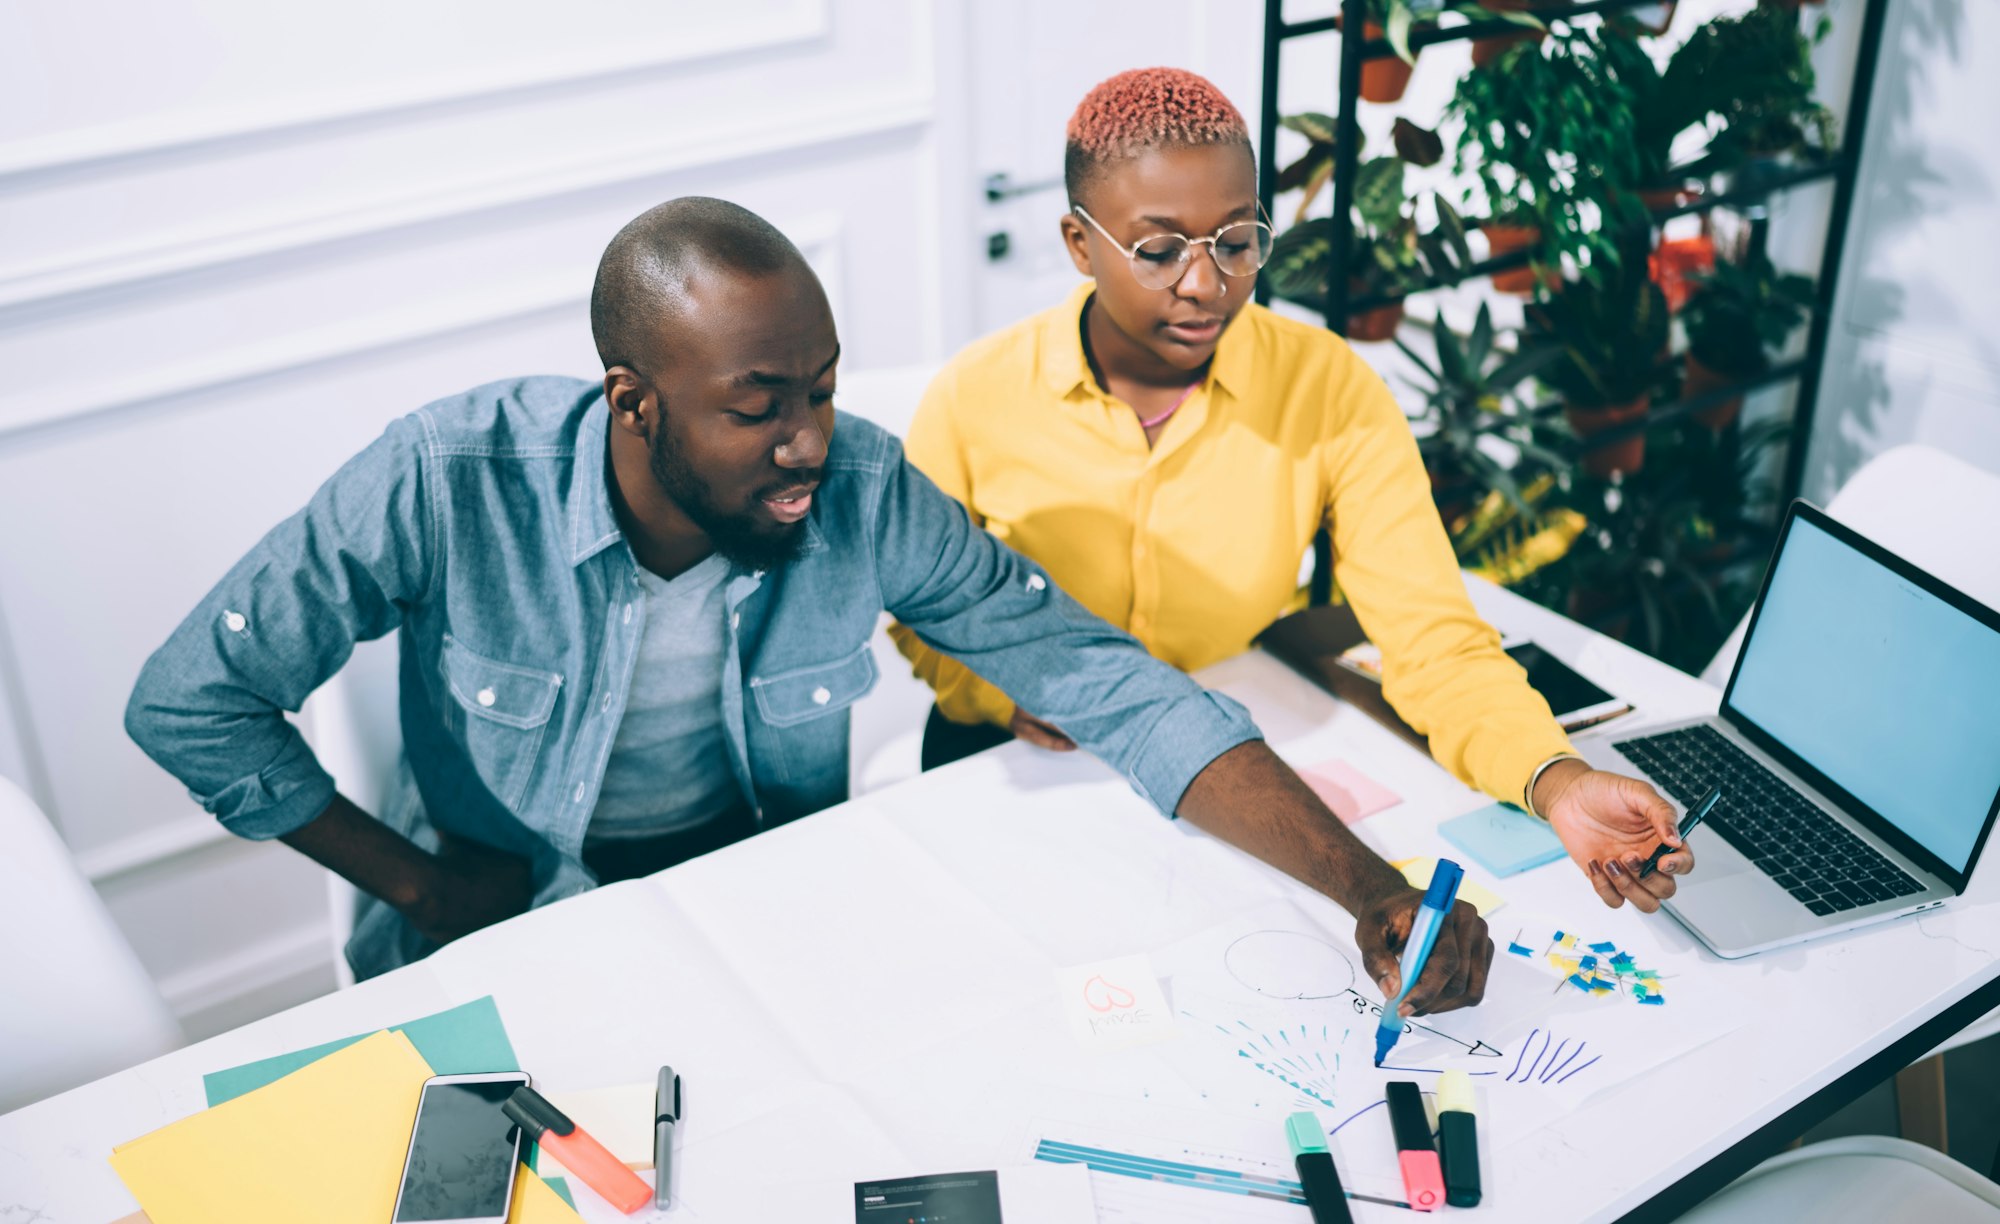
[1070,204,1274,290]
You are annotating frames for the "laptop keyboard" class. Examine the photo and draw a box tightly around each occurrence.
[1613,724,1926,917]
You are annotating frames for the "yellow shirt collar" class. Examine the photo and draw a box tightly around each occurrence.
[1040,281,1250,403]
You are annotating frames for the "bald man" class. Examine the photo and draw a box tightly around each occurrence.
[128,199,1492,1005]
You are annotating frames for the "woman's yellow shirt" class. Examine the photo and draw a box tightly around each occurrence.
[889,283,1573,805]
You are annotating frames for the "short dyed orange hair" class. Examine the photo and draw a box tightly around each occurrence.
[1064,67,1251,206]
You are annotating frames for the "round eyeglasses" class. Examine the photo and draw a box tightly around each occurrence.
[1073,205,1275,291]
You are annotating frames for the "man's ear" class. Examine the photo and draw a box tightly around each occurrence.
[1058,212,1095,279]
[603,367,654,437]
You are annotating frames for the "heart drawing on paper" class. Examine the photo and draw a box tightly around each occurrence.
[1083,974,1137,1013]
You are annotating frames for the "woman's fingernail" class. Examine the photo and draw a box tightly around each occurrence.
[1588,859,1601,877]
[1605,859,1625,878]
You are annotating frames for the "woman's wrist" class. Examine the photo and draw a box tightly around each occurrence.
[1526,754,1589,819]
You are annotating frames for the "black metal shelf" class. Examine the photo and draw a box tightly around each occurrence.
[1278,0,1667,56]
[1257,0,1889,606]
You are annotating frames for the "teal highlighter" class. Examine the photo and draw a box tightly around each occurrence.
[1373,857,1464,1066]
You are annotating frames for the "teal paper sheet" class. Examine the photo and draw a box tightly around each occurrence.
[202,995,519,1106]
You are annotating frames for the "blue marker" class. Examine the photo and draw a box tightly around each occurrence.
[1374,857,1465,1066]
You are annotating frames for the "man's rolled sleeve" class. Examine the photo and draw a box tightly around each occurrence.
[1122,689,1263,815]
[125,413,433,841]
[194,732,339,840]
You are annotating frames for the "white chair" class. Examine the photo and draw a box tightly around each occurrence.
[1701,444,2000,1145]
[297,635,404,988]
[1676,1136,2000,1223]
[0,774,182,1112]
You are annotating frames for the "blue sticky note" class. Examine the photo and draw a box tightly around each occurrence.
[1589,941,1618,953]
[1507,941,1534,957]
[1438,803,1568,877]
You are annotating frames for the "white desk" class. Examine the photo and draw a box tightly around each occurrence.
[5,578,1998,1223]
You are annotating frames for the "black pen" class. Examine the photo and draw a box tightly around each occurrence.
[654,1065,681,1210]
[1638,784,1721,879]
[1285,1112,1356,1224]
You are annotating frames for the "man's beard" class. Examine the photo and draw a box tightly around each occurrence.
[649,427,813,573]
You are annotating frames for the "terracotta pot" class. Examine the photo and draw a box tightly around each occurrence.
[1345,298,1406,343]
[1482,222,1556,295]
[1638,181,1704,214]
[1566,393,1649,478]
[1684,352,1746,431]
[1470,0,1548,69]
[1361,21,1416,103]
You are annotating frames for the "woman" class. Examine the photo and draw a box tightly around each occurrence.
[890,68,1689,911]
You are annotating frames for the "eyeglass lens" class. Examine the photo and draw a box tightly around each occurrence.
[1129,223,1273,289]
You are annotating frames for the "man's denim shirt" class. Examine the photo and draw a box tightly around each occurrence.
[126,377,1261,978]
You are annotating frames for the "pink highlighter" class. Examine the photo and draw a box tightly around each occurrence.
[504,1085,652,1215]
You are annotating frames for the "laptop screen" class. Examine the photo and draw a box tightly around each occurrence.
[1727,512,2000,876]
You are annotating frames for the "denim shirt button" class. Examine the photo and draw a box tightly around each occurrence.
[223,610,247,633]
[600,693,613,713]
[622,602,633,625]
[811,686,831,705]
[731,612,741,632]
[573,782,587,803]
[1026,574,1046,592]
[476,687,496,707]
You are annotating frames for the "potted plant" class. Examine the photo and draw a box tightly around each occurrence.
[1672,4,1836,172]
[1397,303,1568,523]
[1527,240,1670,477]
[1449,23,1645,285]
[1353,1,1546,101]
[1269,148,1473,341]
[1468,0,1550,70]
[1680,251,1814,430]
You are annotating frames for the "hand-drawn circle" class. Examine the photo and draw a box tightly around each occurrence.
[1224,929,1358,1000]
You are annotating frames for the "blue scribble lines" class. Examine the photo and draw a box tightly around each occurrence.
[1505,1027,1601,1085]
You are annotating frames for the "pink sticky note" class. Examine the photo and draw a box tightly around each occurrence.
[1301,760,1403,825]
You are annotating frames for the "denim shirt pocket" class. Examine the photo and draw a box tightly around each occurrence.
[749,644,877,787]
[439,633,563,810]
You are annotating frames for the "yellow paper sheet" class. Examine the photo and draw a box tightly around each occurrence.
[1392,857,1506,917]
[109,1029,578,1224]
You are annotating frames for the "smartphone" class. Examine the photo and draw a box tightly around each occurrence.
[390,1071,532,1223]
[1501,640,1632,732]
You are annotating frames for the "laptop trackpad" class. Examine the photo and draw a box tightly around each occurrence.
[1679,825,1750,882]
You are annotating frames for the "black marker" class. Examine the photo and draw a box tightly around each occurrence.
[1285,1112,1356,1224]
[1638,784,1721,879]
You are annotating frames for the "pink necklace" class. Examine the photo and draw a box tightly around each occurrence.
[1137,380,1201,430]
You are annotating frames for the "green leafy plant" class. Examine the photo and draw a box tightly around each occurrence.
[1363,0,1543,63]
[1267,149,1475,312]
[1683,252,1815,377]
[1448,23,1645,278]
[1526,244,1670,408]
[1672,4,1836,169]
[1396,303,1568,514]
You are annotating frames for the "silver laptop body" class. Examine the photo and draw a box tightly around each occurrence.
[1576,502,2000,959]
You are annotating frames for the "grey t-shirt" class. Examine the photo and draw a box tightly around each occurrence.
[587,553,744,850]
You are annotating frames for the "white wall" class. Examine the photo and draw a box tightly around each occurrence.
[0,0,962,1039]
[1799,0,2000,500]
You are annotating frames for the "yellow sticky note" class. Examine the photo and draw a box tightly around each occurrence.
[1392,857,1506,917]
[109,1029,579,1224]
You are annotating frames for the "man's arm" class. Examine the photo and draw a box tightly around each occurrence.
[126,414,530,943]
[870,433,1491,1014]
[1180,741,1492,1015]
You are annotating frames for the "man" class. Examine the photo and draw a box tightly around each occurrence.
[128,198,1513,1014]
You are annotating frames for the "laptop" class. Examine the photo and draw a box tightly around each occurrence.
[1578,500,2000,958]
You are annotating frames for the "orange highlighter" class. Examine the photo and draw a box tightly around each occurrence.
[503,1085,652,1214]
